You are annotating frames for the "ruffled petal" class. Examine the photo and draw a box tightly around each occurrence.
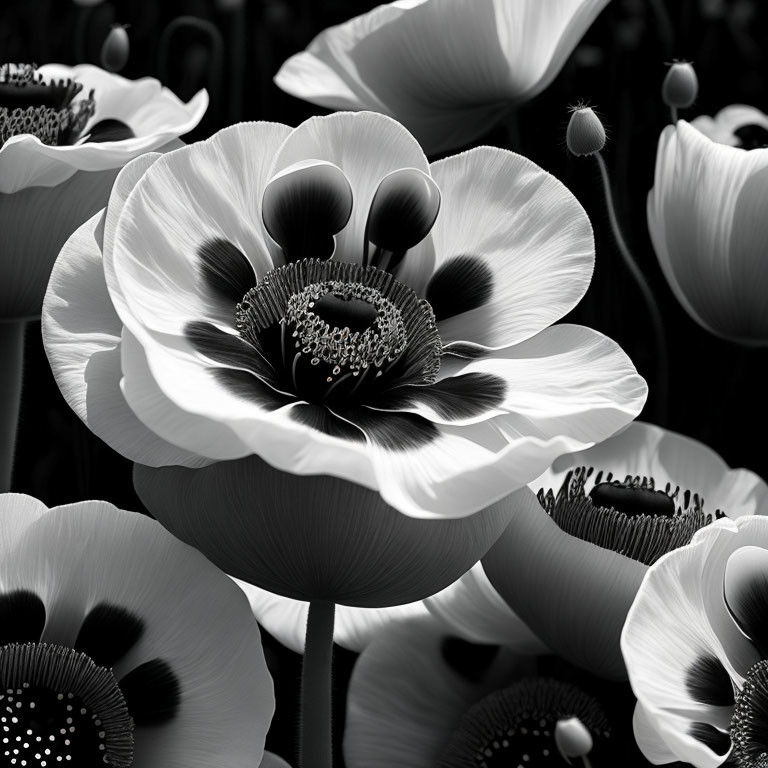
[133,456,515,605]
[692,104,768,146]
[42,210,208,468]
[344,615,528,768]
[268,111,430,265]
[3,500,274,768]
[424,563,548,652]
[533,420,768,519]
[0,65,206,194]
[402,148,593,349]
[0,493,49,560]
[648,121,768,344]
[108,122,291,337]
[483,487,647,680]
[236,579,431,654]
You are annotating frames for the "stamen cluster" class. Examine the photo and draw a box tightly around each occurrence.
[732,660,768,768]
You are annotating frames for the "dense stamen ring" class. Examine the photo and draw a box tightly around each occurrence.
[283,280,406,377]
[731,660,768,768]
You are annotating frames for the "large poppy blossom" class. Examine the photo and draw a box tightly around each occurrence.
[0,62,206,319]
[43,111,646,522]
[476,422,768,679]
[0,493,279,767]
[648,116,768,346]
[622,516,768,767]
[274,0,611,155]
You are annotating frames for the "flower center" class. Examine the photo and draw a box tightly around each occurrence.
[237,258,440,405]
[731,660,768,767]
[0,643,133,767]
[539,466,726,565]
[437,678,610,768]
[0,64,95,149]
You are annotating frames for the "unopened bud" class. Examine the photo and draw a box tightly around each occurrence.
[566,106,606,157]
[555,717,593,763]
[101,24,130,73]
[662,62,698,109]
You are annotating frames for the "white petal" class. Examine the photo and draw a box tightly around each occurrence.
[532,420,768,519]
[42,211,209,468]
[109,123,291,337]
[236,579,431,654]
[4,501,274,768]
[0,493,49,560]
[424,562,548,652]
[648,121,768,344]
[344,616,529,768]
[398,148,594,349]
[268,111,430,265]
[260,752,292,768]
[692,104,768,146]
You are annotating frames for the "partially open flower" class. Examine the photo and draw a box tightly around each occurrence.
[691,104,768,148]
[274,0,611,155]
[481,422,768,680]
[621,516,768,767]
[0,492,276,767]
[344,615,613,768]
[648,117,768,345]
[0,62,206,319]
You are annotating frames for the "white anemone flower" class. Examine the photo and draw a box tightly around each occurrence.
[43,111,645,522]
[622,516,768,767]
[0,62,206,319]
[648,117,768,346]
[442,422,768,680]
[0,493,280,768]
[344,615,614,768]
[274,0,611,155]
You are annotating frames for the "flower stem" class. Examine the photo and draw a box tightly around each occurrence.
[300,600,335,768]
[669,105,678,124]
[0,322,25,492]
[594,152,668,425]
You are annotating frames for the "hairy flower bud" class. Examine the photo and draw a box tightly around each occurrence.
[662,62,698,109]
[566,106,606,157]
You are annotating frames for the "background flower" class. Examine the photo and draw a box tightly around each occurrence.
[274,0,611,155]
[648,118,768,346]
[0,492,276,767]
[479,422,768,680]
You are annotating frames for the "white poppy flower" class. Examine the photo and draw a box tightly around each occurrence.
[0,62,206,319]
[648,118,768,346]
[0,492,277,768]
[274,0,611,155]
[43,111,646,526]
[473,422,768,680]
[621,516,768,767]
[344,615,613,768]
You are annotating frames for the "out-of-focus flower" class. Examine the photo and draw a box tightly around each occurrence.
[101,25,131,73]
[0,492,277,767]
[274,0,611,155]
[621,515,768,767]
[648,117,768,345]
[0,63,206,319]
[477,421,768,679]
[691,104,768,148]
[344,615,613,768]
[43,111,645,605]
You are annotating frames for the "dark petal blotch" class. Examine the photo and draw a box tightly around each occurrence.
[441,636,499,683]
[290,403,365,442]
[685,655,735,706]
[119,658,181,725]
[74,603,145,668]
[425,255,494,322]
[0,590,46,644]
[186,320,275,381]
[214,368,295,411]
[198,238,256,305]
[689,722,732,756]
[342,407,439,450]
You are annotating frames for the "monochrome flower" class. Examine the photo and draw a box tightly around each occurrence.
[691,104,768,148]
[648,117,768,345]
[344,616,613,768]
[43,111,646,521]
[274,0,611,154]
[622,515,768,767]
[0,62,206,319]
[0,493,276,767]
[480,422,768,679]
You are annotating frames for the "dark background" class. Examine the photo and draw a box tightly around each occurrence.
[3,0,767,765]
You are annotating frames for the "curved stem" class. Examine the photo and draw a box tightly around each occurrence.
[300,600,335,768]
[0,322,26,492]
[669,104,678,124]
[594,153,668,425]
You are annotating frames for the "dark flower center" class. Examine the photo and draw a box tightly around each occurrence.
[734,124,768,151]
[236,259,441,406]
[539,466,726,566]
[731,660,768,767]
[437,678,610,768]
[0,643,134,767]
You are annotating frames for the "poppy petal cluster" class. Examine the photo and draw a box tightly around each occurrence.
[43,110,647,521]
[274,0,611,154]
